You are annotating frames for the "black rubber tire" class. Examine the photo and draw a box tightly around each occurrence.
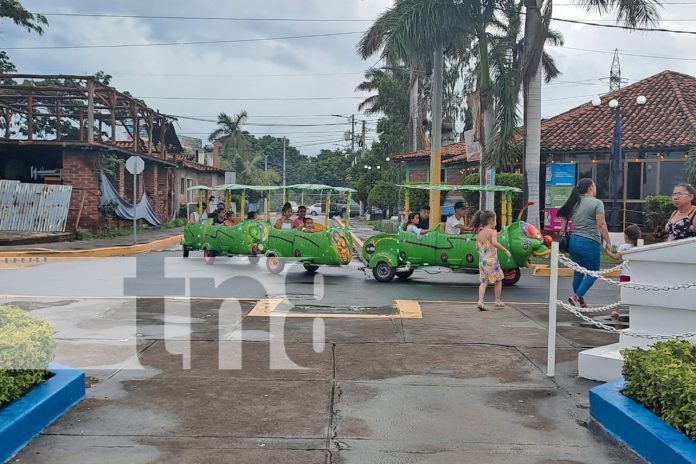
[311,211,318,216]
[266,254,285,274]
[396,269,415,280]
[182,246,189,258]
[502,268,521,286]
[303,264,319,274]
[372,262,396,282]
[203,249,215,265]
[248,255,260,265]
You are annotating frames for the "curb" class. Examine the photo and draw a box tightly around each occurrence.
[0,362,85,463]
[0,235,182,259]
[590,380,696,464]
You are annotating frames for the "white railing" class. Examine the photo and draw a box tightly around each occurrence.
[546,241,696,377]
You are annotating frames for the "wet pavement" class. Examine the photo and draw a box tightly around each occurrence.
[2,293,639,464]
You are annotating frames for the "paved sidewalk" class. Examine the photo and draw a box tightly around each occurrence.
[0,227,183,254]
[6,296,639,464]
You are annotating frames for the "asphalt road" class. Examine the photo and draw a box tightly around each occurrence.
[0,250,617,307]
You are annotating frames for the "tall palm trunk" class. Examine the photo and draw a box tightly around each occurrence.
[524,62,542,227]
[478,29,495,211]
[523,0,545,227]
[409,69,419,151]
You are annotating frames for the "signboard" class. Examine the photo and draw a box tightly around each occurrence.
[125,156,144,175]
[544,163,576,231]
[463,129,481,162]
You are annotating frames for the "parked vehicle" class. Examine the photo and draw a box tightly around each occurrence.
[307,203,324,216]
[330,199,360,217]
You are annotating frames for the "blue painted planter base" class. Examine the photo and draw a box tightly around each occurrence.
[590,380,696,464]
[0,362,85,463]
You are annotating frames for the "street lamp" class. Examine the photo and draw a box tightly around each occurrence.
[591,94,647,231]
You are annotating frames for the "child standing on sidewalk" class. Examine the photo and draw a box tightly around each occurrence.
[473,210,512,311]
[605,224,641,320]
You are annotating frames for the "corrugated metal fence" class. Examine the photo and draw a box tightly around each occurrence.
[0,180,73,232]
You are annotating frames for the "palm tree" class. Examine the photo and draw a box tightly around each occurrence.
[208,111,279,185]
[356,68,389,114]
[483,0,562,169]
[357,0,486,219]
[521,0,661,227]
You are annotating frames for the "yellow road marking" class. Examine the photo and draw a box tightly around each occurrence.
[247,298,422,319]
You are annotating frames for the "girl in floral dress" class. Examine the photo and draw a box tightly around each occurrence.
[473,210,512,311]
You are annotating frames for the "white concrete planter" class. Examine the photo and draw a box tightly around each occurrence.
[579,237,696,381]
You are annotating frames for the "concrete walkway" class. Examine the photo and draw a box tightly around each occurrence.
[5,296,638,464]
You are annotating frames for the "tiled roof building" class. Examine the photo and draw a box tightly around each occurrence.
[389,70,695,225]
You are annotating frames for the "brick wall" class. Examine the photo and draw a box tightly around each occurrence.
[408,169,428,183]
[445,167,464,185]
[63,150,102,231]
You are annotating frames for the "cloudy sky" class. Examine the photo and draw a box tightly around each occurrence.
[3,0,695,155]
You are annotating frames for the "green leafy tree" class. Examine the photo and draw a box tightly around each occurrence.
[368,180,400,217]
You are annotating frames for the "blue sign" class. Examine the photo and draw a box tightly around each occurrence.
[546,163,576,186]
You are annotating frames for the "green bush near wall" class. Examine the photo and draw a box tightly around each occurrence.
[622,341,696,441]
[0,306,55,407]
[462,172,524,215]
[644,195,674,240]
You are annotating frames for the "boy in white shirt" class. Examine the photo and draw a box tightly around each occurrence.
[445,202,470,234]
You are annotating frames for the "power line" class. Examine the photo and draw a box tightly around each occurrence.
[3,31,363,50]
[38,12,375,22]
[554,45,696,62]
[552,17,696,34]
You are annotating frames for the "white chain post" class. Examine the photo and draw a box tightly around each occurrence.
[547,241,559,378]
[554,252,696,340]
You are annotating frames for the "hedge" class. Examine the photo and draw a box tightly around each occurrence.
[0,306,55,407]
[462,172,524,215]
[622,340,696,441]
[644,195,673,240]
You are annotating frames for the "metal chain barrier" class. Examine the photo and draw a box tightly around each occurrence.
[557,299,696,340]
[557,299,623,314]
[558,255,696,291]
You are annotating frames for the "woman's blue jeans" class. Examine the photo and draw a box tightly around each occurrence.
[569,234,601,298]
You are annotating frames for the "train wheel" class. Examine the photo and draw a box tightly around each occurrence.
[303,264,319,274]
[373,262,396,282]
[266,254,285,274]
[502,268,521,286]
[396,269,414,280]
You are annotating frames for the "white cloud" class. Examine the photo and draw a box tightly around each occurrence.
[4,0,696,153]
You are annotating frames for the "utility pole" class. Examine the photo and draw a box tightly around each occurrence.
[361,119,366,153]
[282,137,286,198]
[350,114,355,154]
[429,49,444,223]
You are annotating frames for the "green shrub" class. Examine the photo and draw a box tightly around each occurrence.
[644,195,674,240]
[0,306,55,407]
[462,172,524,216]
[622,340,696,441]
